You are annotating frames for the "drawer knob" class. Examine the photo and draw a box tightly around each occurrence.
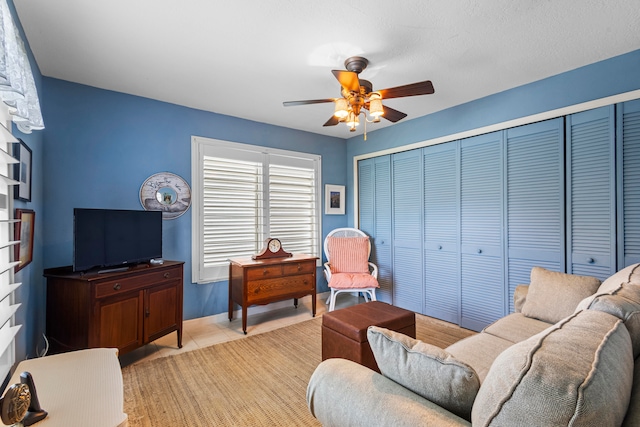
[113,283,121,290]
[297,264,302,271]
[164,272,170,278]
[477,249,482,254]
[438,245,443,250]
[587,257,595,264]
[263,269,268,275]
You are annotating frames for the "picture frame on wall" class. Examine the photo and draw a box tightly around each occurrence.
[13,139,32,202]
[325,184,345,215]
[14,208,34,272]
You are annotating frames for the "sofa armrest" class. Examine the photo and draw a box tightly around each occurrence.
[307,359,471,427]
[514,284,529,313]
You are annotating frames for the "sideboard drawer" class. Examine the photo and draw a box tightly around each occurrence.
[95,266,182,298]
[246,265,283,281]
[282,261,315,276]
[247,274,314,303]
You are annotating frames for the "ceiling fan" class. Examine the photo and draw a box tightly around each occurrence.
[283,56,434,133]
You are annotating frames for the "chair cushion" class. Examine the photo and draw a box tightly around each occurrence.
[327,236,370,274]
[328,272,379,289]
[471,310,633,427]
[368,326,480,421]
[521,266,600,323]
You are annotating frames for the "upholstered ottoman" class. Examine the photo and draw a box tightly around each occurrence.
[322,301,416,373]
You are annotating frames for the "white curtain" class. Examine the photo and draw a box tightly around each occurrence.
[0,0,43,134]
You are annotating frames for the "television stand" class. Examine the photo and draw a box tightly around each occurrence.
[44,261,184,355]
[98,266,129,274]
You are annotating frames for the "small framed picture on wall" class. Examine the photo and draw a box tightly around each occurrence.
[13,139,32,202]
[14,208,35,272]
[325,184,345,215]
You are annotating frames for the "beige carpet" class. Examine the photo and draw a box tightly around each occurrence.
[122,314,475,427]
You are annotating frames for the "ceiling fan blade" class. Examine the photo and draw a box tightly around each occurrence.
[331,70,360,92]
[323,115,340,127]
[283,98,335,107]
[382,105,408,123]
[378,80,434,100]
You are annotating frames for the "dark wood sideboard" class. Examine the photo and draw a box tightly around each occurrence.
[228,254,318,334]
[44,260,184,355]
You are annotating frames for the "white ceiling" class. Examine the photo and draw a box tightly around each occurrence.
[13,0,640,139]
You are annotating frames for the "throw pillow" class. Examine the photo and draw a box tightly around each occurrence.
[326,236,370,274]
[521,266,600,323]
[472,310,633,427]
[585,282,640,358]
[367,326,480,421]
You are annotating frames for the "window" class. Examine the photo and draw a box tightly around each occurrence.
[0,106,21,380]
[191,137,321,283]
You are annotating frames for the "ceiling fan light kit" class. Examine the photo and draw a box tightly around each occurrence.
[284,55,435,139]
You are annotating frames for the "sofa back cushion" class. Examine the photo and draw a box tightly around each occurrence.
[597,263,640,294]
[368,326,480,421]
[472,310,633,427]
[521,267,600,323]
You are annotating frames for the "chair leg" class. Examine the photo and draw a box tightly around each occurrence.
[328,289,337,312]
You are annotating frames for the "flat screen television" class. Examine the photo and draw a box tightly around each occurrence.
[73,208,163,272]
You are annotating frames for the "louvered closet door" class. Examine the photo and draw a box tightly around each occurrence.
[460,132,504,331]
[567,106,616,280]
[506,118,565,313]
[423,142,460,323]
[618,100,640,268]
[373,156,393,303]
[358,156,393,303]
[392,149,423,313]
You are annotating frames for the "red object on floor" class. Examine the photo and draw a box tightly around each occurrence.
[321,301,416,373]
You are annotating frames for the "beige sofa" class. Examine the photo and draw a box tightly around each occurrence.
[307,263,640,426]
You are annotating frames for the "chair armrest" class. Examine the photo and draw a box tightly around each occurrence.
[307,359,471,427]
[323,261,332,281]
[514,284,529,313]
[368,262,378,279]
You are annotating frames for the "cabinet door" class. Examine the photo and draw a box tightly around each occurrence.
[460,132,504,331]
[358,156,393,303]
[567,106,616,279]
[96,291,143,353]
[506,118,565,312]
[618,100,640,267]
[145,281,180,343]
[423,142,460,323]
[392,149,423,313]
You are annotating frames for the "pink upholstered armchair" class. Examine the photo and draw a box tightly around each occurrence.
[323,228,379,311]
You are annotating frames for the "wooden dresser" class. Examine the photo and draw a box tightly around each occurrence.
[228,254,318,334]
[44,261,184,355]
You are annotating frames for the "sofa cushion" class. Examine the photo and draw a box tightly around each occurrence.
[521,266,600,323]
[598,263,640,294]
[471,310,633,427]
[512,285,528,313]
[576,263,640,311]
[482,313,551,344]
[327,236,370,273]
[445,333,514,382]
[368,326,480,421]
[582,282,640,358]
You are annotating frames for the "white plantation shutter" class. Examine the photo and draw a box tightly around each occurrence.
[268,156,318,255]
[0,109,21,380]
[192,137,321,283]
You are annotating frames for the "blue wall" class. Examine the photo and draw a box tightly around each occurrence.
[40,79,347,320]
[344,49,640,224]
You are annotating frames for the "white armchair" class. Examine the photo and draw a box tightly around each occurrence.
[323,228,379,311]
